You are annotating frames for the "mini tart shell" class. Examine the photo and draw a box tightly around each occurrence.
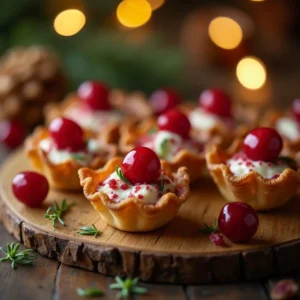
[78,157,190,232]
[180,104,258,148]
[262,110,300,154]
[119,119,207,182]
[44,93,120,144]
[25,127,117,191]
[206,140,300,211]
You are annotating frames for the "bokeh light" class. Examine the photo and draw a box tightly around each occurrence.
[117,0,152,28]
[236,56,267,90]
[54,9,86,37]
[250,0,264,2]
[208,17,243,50]
[147,0,165,10]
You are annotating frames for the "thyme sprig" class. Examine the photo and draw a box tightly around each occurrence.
[77,287,104,297]
[71,153,87,162]
[78,224,102,238]
[0,242,36,270]
[115,166,132,186]
[110,276,147,299]
[199,218,219,234]
[44,199,75,227]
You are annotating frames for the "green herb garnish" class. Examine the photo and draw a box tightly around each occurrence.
[158,178,165,192]
[71,153,87,161]
[278,156,297,170]
[0,242,36,270]
[147,127,157,135]
[158,138,169,159]
[199,218,218,234]
[77,288,104,297]
[78,224,102,238]
[110,276,147,299]
[115,166,132,186]
[44,199,75,227]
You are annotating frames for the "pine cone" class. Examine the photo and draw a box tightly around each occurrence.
[0,45,67,127]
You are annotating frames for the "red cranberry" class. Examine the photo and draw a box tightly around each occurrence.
[0,120,26,148]
[199,88,232,118]
[292,99,300,122]
[12,171,49,207]
[121,147,161,184]
[49,117,85,151]
[218,202,259,243]
[149,88,181,115]
[78,81,111,111]
[157,109,191,139]
[209,233,225,246]
[243,127,283,162]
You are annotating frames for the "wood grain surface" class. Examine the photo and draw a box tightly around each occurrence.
[1,149,300,284]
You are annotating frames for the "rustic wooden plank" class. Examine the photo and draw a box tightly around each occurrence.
[186,283,268,300]
[55,264,186,300]
[0,222,59,300]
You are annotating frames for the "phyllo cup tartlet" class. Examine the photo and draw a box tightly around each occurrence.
[119,110,207,182]
[78,148,190,232]
[25,118,117,191]
[206,128,300,211]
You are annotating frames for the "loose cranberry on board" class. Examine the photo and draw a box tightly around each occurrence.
[0,120,26,149]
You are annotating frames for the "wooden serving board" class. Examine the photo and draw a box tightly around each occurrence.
[1,149,300,284]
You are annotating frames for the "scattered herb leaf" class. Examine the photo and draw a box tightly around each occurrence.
[158,138,169,159]
[0,242,36,270]
[44,199,75,227]
[115,166,132,186]
[199,218,219,234]
[77,287,104,297]
[78,224,102,238]
[158,178,165,192]
[109,276,148,299]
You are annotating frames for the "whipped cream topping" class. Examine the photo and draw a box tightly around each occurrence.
[226,152,289,179]
[39,138,101,165]
[65,106,122,132]
[275,117,300,141]
[142,130,200,161]
[189,107,234,131]
[98,171,176,204]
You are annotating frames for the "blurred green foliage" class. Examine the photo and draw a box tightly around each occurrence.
[0,1,186,94]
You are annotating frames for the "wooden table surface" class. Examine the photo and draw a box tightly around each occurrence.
[0,147,298,300]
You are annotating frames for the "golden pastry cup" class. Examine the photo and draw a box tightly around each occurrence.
[44,93,121,144]
[261,110,300,155]
[25,127,117,191]
[180,104,258,148]
[78,157,190,232]
[119,119,207,182]
[206,140,300,211]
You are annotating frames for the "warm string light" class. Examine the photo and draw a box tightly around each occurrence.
[147,0,165,10]
[117,0,152,28]
[236,56,267,90]
[208,17,243,50]
[54,9,86,36]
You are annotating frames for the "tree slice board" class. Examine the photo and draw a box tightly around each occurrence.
[1,149,300,284]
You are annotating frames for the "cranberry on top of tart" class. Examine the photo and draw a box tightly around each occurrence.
[206,127,300,211]
[25,117,117,190]
[119,109,206,181]
[78,147,190,232]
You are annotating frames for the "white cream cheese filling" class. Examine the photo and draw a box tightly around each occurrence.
[65,107,122,132]
[275,117,300,141]
[98,171,176,204]
[39,138,100,165]
[226,153,289,179]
